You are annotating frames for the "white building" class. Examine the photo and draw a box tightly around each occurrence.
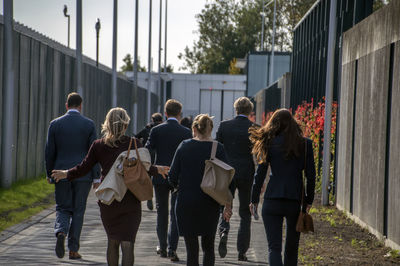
[126,72,246,137]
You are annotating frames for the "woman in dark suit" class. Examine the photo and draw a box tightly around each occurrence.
[52,107,169,266]
[168,114,232,266]
[249,109,316,266]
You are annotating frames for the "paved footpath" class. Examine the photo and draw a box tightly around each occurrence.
[0,190,268,265]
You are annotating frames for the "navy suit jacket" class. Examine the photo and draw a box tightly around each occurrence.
[251,136,316,206]
[45,110,100,182]
[216,115,255,181]
[146,119,192,185]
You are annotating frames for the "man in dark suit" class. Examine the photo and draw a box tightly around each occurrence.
[216,97,255,261]
[45,93,100,260]
[146,99,192,262]
[136,112,164,211]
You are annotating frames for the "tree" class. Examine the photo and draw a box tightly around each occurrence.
[179,0,316,74]
[120,54,146,72]
[161,64,174,73]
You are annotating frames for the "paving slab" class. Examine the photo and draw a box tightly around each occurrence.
[0,190,268,265]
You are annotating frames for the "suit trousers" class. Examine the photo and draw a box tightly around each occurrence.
[262,199,301,266]
[218,178,252,254]
[154,184,179,252]
[54,180,92,252]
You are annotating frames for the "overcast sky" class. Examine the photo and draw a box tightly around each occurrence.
[0,0,207,72]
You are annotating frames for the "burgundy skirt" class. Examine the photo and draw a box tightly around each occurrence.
[98,190,141,241]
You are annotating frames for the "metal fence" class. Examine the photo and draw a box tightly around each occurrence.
[290,0,373,109]
[0,18,158,186]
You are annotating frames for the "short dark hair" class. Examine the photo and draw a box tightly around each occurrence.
[164,99,182,117]
[151,112,163,123]
[67,92,82,108]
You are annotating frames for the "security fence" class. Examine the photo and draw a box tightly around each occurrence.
[0,17,158,186]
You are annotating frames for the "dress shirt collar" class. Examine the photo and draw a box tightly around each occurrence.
[167,117,179,122]
[67,109,80,114]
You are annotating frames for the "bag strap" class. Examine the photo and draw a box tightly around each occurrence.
[133,137,142,162]
[210,141,218,160]
[300,139,307,210]
[126,137,133,159]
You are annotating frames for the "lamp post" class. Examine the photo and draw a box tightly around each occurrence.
[163,0,168,103]
[157,0,163,113]
[133,0,139,134]
[76,0,83,95]
[63,4,70,48]
[95,18,101,68]
[111,0,118,107]
[147,0,153,123]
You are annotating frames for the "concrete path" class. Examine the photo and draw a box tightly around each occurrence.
[0,190,268,265]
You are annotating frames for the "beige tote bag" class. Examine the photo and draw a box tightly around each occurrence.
[201,141,235,205]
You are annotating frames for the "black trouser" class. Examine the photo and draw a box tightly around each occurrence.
[218,178,252,254]
[154,184,178,252]
[262,199,301,266]
[184,235,215,266]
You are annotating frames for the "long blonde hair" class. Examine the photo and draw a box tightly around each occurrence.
[101,107,131,147]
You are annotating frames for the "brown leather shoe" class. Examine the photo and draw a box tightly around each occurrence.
[69,251,82,260]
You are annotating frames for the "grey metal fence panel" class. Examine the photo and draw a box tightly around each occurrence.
[0,25,3,174]
[16,34,30,181]
[27,38,40,179]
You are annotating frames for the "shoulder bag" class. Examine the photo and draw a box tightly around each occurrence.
[123,138,153,201]
[200,141,235,205]
[296,139,314,233]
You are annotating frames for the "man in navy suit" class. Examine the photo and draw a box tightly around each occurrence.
[146,99,192,262]
[216,97,256,261]
[45,93,100,260]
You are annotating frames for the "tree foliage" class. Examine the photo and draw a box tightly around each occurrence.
[120,54,147,72]
[179,0,316,74]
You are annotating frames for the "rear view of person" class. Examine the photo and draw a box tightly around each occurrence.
[216,97,256,261]
[169,114,232,266]
[146,99,192,261]
[249,109,316,266]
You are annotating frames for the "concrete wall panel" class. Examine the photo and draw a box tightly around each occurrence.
[387,41,400,246]
[336,61,355,210]
[352,47,389,234]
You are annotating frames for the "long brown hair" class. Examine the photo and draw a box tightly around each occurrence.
[249,109,304,164]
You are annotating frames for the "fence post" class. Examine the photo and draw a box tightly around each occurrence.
[322,0,337,206]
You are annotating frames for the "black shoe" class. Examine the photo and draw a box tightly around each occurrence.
[147,200,154,210]
[218,233,228,258]
[238,253,248,261]
[157,246,167,258]
[168,250,179,262]
[55,233,65,258]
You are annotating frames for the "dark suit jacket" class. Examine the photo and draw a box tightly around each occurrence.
[45,110,100,182]
[251,136,316,205]
[216,115,255,181]
[146,119,192,185]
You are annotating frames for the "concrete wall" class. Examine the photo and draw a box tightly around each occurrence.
[0,19,158,186]
[337,0,400,249]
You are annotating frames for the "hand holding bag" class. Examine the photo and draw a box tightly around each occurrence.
[200,141,235,205]
[296,140,314,233]
[123,138,153,201]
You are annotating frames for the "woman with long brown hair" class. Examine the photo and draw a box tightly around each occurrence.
[52,107,169,266]
[249,109,316,266]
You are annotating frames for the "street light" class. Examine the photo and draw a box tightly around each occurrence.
[63,4,70,48]
[95,18,101,68]
[260,0,273,51]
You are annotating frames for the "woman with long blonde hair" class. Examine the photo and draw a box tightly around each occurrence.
[249,109,316,266]
[52,107,168,266]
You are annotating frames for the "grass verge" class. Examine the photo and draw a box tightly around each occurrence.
[0,175,54,232]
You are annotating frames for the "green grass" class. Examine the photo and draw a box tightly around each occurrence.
[0,175,54,232]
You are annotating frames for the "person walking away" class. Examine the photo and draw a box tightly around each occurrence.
[51,107,169,266]
[249,109,316,266]
[216,97,256,261]
[45,92,101,260]
[169,114,232,266]
[146,99,192,262]
[136,112,164,211]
